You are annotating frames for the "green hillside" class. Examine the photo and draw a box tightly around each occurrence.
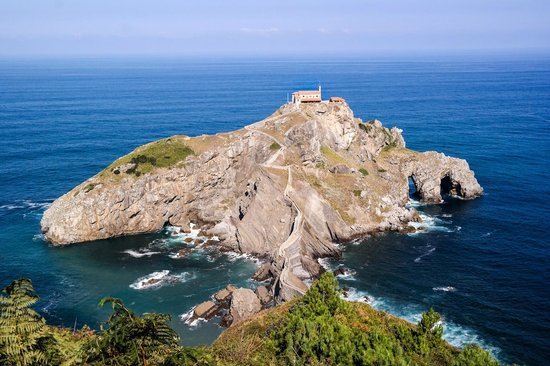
[0,274,499,366]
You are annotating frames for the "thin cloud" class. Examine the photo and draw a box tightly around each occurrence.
[240,27,280,35]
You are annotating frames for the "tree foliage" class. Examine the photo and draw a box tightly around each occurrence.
[0,278,48,366]
[269,273,499,366]
[84,297,180,365]
[0,276,500,366]
[452,344,500,366]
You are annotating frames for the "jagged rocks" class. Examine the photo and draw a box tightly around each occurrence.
[329,164,353,174]
[193,301,220,320]
[252,262,272,281]
[191,285,265,327]
[255,286,272,305]
[214,287,233,302]
[333,267,347,276]
[228,288,262,325]
[301,256,325,278]
[41,101,483,302]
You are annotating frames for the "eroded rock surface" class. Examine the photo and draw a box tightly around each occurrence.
[41,101,483,300]
[229,288,262,325]
[193,301,219,320]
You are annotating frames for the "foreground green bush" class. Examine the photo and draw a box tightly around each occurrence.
[0,276,499,366]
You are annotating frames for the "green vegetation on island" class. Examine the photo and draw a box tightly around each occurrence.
[105,137,194,177]
[0,274,499,366]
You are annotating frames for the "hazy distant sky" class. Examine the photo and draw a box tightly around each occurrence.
[1,0,549,56]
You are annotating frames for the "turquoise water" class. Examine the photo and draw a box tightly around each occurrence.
[1,58,549,364]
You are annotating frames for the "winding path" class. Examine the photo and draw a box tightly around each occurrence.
[245,126,308,298]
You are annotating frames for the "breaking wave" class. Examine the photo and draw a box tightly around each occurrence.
[433,286,457,293]
[0,199,53,211]
[127,223,221,259]
[414,245,436,263]
[335,268,357,281]
[318,257,339,272]
[179,306,207,328]
[406,198,427,209]
[223,251,261,265]
[408,213,455,236]
[123,249,161,258]
[0,199,53,219]
[129,270,195,290]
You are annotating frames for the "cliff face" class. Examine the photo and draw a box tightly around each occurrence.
[41,102,482,298]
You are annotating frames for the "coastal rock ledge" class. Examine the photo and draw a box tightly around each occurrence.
[41,101,482,299]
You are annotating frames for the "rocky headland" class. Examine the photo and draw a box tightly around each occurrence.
[41,101,482,308]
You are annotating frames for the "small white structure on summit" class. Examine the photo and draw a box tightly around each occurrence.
[292,85,322,103]
[291,85,346,104]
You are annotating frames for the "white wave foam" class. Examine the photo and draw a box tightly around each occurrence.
[342,287,370,303]
[408,213,455,236]
[154,224,220,249]
[129,270,195,290]
[335,268,357,281]
[0,204,24,210]
[168,251,185,259]
[179,306,207,328]
[406,198,426,208]
[224,251,261,265]
[130,270,170,289]
[32,233,45,242]
[350,238,363,245]
[433,286,457,293]
[414,245,436,263]
[343,286,501,360]
[0,199,53,211]
[443,320,501,360]
[318,257,338,272]
[123,249,161,258]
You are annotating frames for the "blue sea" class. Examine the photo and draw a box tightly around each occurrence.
[0,57,549,365]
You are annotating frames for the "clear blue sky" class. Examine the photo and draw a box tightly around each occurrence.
[1,0,549,57]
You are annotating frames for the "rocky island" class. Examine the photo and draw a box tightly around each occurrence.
[41,100,482,303]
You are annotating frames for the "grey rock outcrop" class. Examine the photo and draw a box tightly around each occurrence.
[255,286,272,305]
[229,288,262,325]
[41,101,483,301]
[193,301,219,320]
[214,288,233,303]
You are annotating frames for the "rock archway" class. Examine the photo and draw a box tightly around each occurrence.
[408,176,419,199]
[440,174,462,199]
[402,152,483,203]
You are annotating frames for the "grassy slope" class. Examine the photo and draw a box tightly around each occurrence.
[102,137,195,177]
[212,300,459,366]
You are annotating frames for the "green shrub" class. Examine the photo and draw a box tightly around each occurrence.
[353,189,362,197]
[269,142,281,151]
[84,297,179,365]
[0,279,48,366]
[359,168,369,176]
[84,183,97,193]
[272,273,356,365]
[452,344,499,366]
[378,168,387,173]
[0,275,500,366]
[109,138,194,177]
